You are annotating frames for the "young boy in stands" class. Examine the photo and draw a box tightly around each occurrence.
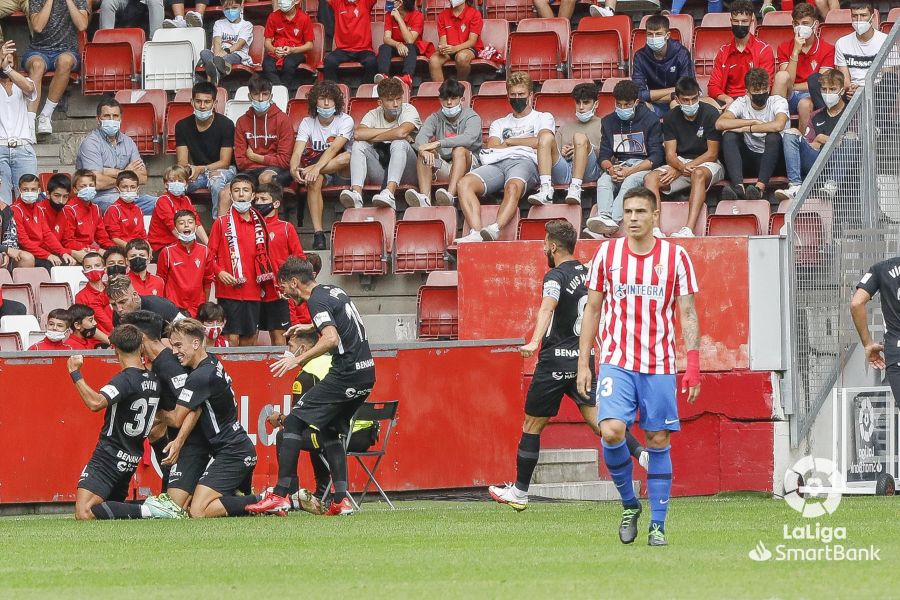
[11,173,77,270]
[103,171,147,248]
[631,14,695,116]
[262,0,314,91]
[148,165,208,255]
[125,239,164,297]
[37,173,72,241]
[157,210,215,316]
[66,303,109,350]
[708,0,775,111]
[29,308,72,350]
[235,75,295,188]
[75,252,114,335]
[104,247,128,279]
[60,170,113,263]
[198,301,229,347]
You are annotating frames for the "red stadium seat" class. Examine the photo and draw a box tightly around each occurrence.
[658,201,708,237]
[428,18,508,80]
[417,271,458,339]
[38,171,64,189]
[1,283,37,315]
[600,76,628,93]
[331,207,397,275]
[372,0,387,21]
[887,7,900,23]
[165,102,193,154]
[0,269,11,285]
[819,23,853,47]
[825,9,878,25]
[295,82,351,102]
[12,267,49,304]
[417,80,473,105]
[229,25,265,75]
[411,96,442,119]
[461,204,519,240]
[304,0,319,20]
[640,13,693,51]
[706,213,760,236]
[508,31,561,83]
[115,89,166,134]
[91,28,145,73]
[287,98,306,132]
[422,0,445,20]
[700,12,732,28]
[577,15,631,61]
[714,199,770,233]
[471,95,512,139]
[394,207,457,273]
[569,30,623,80]
[38,283,73,315]
[485,0,533,22]
[357,81,410,102]
[762,10,793,26]
[477,80,508,96]
[0,332,21,351]
[82,42,134,94]
[119,103,159,154]
[349,97,380,126]
[631,28,683,65]
[793,212,825,265]
[596,91,616,117]
[769,212,785,235]
[756,25,793,54]
[517,204,582,240]
[301,22,326,78]
[534,93,577,129]
[541,79,593,94]
[692,28,734,76]
[517,17,570,63]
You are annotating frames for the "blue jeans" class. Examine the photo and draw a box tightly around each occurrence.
[21,48,81,72]
[595,158,649,222]
[783,133,820,185]
[0,143,37,203]
[187,166,236,219]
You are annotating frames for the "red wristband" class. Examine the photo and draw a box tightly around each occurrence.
[686,349,700,373]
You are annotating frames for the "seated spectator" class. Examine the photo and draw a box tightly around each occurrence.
[176,81,237,219]
[406,78,481,208]
[148,165,208,254]
[290,80,353,250]
[102,170,146,247]
[200,0,253,86]
[75,97,155,214]
[430,0,482,83]
[163,0,205,28]
[0,41,38,203]
[0,0,28,43]
[776,69,847,202]
[37,172,70,239]
[107,274,185,327]
[528,82,602,207]
[772,4,834,133]
[125,238,164,297]
[104,246,127,278]
[644,77,723,238]
[12,173,76,268]
[100,0,164,36]
[262,0,313,92]
[323,0,377,83]
[341,77,420,211]
[197,301,229,347]
[376,0,431,88]
[836,2,888,99]
[74,252,114,334]
[235,75,295,188]
[207,175,277,346]
[1,186,35,268]
[631,15,695,117]
[65,303,109,349]
[455,71,552,243]
[29,307,71,350]
[708,0,775,111]
[60,170,113,263]
[157,209,215,316]
[0,287,26,317]
[23,0,87,136]
[533,0,573,19]
[716,68,789,200]
[585,80,663,236]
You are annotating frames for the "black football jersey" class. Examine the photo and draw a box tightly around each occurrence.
[98,367,161,456]
[177,355,248,452]
[307,284,375,380]
[151,347,187,412]
[539,260,590,370]
[858,258,900,360]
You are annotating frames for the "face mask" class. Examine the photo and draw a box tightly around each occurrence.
[254,203,275,216]
[194,108,213,121]
[205,325,223,339]
[20,191,39,204]
[383,107,401,120]
[77,186,96,202]
[732,24,750,39]
[442,103,462,119]
[509,97,528,113]
[822,92,841,108]
[317,106,336,119]
[576,109,594,123]
[223,7,241,21]
[49,199,66,211]
[794,24,813,40]
[252,99,271,113]
[80,326,97,339]
[646,36,666,52]
[233,200,252,213]
[450,0,465,7]
[680,101,700,117]
[100,119,120,137]
[279,0,294,10]
[852,19,871,36]
[84,268,105,282]
[129,256,147,273]
[106,265,127,277]
[615,105,635,121]
[46,330,68,342]
[750,92,770,107]
[120,191,138,203]
[167,181,186,196]
[177,231,197,243]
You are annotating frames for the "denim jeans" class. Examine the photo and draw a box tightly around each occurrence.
[595,158,649,222]
[783,133,821,185]
[0,143,37,203]
[187,166,236,219]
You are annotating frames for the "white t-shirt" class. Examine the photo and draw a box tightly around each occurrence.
[483,109,555,163]
[0,79,38,143]
[728,95,790,153]
[213,18,254,64]
[360,103,421,130]
[835,30,889,87]
[296,113,355,150]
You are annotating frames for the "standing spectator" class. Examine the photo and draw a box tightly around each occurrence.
[75,97,155,214]
[708,0,775,110]
[631,15,695,117]
[197,301,229,347]
[74,251,114,334]
[585,80,663,236]
[102,170,146,247]
[12,173,76,268]
[65,303,109,349]
[176,81,236,219]
[162,0,205,28]
[200,0,253,86]
[235,75,295,188]
[406,78,481,208]
[430,0,482,83]
[835,2,888,99]
[376,0,431,88]
[100,0,164,37]
[262,0,313,92]
[147,165,208,254]
[716,68,789,200]
[157,209,215,316]
[60,170,113,263]
[455,71,552,243]
[23,0,87,136]
[290,80,353,251]
[29,308,72,350]
[0,41,38,203]
[37,172,70,239]
[0,187,34,267]
[323,0,377,83]
[340,77,420,211]
[644,77,723,238]
[125,238,164,297]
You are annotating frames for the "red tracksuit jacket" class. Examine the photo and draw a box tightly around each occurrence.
[60,198,113,253]
[11,199,68,260]
[103,198,146,243]
[156,240,216,316]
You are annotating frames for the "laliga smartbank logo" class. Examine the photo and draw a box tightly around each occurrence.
[747,457,881,562]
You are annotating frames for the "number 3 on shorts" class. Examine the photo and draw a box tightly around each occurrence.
[599,376,613,397]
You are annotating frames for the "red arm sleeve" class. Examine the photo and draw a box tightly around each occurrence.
[262,115,295,169]
[60,206,79,252]
[203,246,216,286]
[207,219,226,273]
[707,47,727,99]
[759,44,776,81]
[12,206,50,259]
[286,223,305,259]
[234,118,253,172]
[156,247,170,282]
[93,206,114,248]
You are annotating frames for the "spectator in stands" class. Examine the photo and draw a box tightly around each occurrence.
[262,0,314,91]
[455,71,552,243]
[776,68,847,202]
[0,41,38,203]
[235,75,295,188]
[772,4,834,134]
[37,172,69,239]
[534,0,573,19]
[644,77,723,238]
[65,303,109,349]
[176,81,237,220]
[0,1,28,44]
[107,274,185,326]
[102,170,146,247]
[716,68,789,200]
[588,0,614,17]
[254,182,303,345]
[197,301,228,347]
[29,307,71,350]
[207,175,276,346]
[430,0,482,83]
[376,0,430,88]
[157,209,214,316]
[12,173,75,268]
[100,0,164,36]
[60,170,113,263]
[708,0,775,110]
[323,0,377,83]
[163,0,205,28]
[148,165,208,255]
[74,252,113,334]
[836,2,888,99]
[528,82,602,207]
[631,14,695,117]
[75,97,155,214]
[290,80,353,251]
[406,77,481,208]
[104,246,127,278]
[23,0,87,136]
[340,77,420,211]
[124,238,164,297]
[200,0,253,86]
[1,189,34,268]
[585,80,663,236]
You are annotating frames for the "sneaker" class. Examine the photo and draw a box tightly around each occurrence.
[670,226,694,238]
[582,228,606,240]
[395,74,413,88]
[648,523,668,546]
[213,55,232,77]
[454,229,482,244]
[324,497,354,516]
[565,183,582,204]
[434,188,456,206]
[374,73,387,84]
[339,189,363,209]
[480,223,501,241]
[586,213,620,236]
[405,189,431,207]
[144,493,188,519]
[619,505,642,544]
[246,490,291,516]
[313,231,327,250]
[589,3,614,16]
[36,114,52,135]
[745,184,763,200]
[819,180,838,200]
[774,184,800,201]
[372,189,397,209]
[291,488,323,515]
[162,16,187,28]
[185,10,203,27]
[652,227,665,238]
[638,450,650,470]
[527,184,553,206]
[488,483,528,511]
[720,185,744,201]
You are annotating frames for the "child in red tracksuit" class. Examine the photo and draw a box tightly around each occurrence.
[37,173,71,241]
[29,308,73,350]
[157,209,216,316]
[103,170,147,247]
[11,174,77,269]
[234,75,295,188]
[197,301,230,347]
[148,165,209,254]
[60,170,113,264]
[125,238,165,297]
[74,251,115,335]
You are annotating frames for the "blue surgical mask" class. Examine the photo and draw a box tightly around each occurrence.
[167,181,186,196]
[441,104,462,119]
[20,191,40,203]
[100,119,120,137]
[680,101,700,117]
[120,191,138,202]
[279,0,294,11]
[77,186,97,202]
[177,231,197,243]
[224,8,241,21]
[194,108,214,121]
[317,106,336,119]
[615,105,635,121]
[233,200,252,213]
[646,35,666,52]
[252,99,271,113]
[576,109,594,123]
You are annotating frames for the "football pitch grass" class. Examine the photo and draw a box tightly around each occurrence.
[0,494,896,599]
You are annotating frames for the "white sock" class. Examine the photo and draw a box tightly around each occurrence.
[539,175,551,186]
[40,100,58,119]
[571,178,582,187]
[140,505,152,518]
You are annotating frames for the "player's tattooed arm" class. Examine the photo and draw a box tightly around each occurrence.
[678,294,700,351]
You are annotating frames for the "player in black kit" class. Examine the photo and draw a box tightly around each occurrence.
[250,256,376,517]
[852,257,900,410]
[489,220,646,511]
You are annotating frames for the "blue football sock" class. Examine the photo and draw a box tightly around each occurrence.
[647,446,673,532]
[671,0,687,13]
[602,439,638,508]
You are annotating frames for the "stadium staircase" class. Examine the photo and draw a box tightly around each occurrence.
[530,449,640,501]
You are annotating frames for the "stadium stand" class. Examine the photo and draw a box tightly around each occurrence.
[394,206,456,273]
[417,270,458,340]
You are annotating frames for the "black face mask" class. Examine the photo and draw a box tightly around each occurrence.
[128,256,147,273]
[80,326,97,339]
[107,265,127,277]
[49,200,66,211]
[254,203,275,217]
[732,24,750,39]
[750,92,770,107]
[509,97,528,113]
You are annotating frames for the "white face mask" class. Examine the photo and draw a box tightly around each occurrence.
[794,24,813,40]
[822,92,842,109]
[233,200,252,213]
[20,191,40,203]
[177,231,197,243]
[46,330,68,342]
[852,19,871,36]
[450,0,465,7]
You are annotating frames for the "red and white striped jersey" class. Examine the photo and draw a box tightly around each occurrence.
[587,238,698,374]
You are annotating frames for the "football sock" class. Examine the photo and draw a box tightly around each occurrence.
[602,439,638,508]
[220,494,262,517]
[273,415,307,497]
[150,436,171,492]
[514,432,541,493]
[624,430,645,460]
[322,435,349,502]
[40,99,58,119]
[310,450,331,498]
[647,446,673,532]
[91,501,143,519]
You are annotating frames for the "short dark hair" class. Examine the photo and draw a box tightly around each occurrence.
[307,80,345,116]
[96,96,121,117]
[192,80,218,100]
[47,308,71,327]
[103,246,126,263]
[792,3,817,21]
[623,186,658,209]
[849,2,875,12]
[72,169,96,187]
[645,13,669,32]
[257,182,283,203]
[438,78,466,100]
[376,77,404,100]
[291,325,319,348]
[116,170,139,186]
[125,238,151,256]
[83,251,103,264]
[174,209,196,223]
[109,324,144,353]
[230,173,255,193]
[18,173,39,187]
[47,173,71,194]
[545,219,576,254]
[120,309,165,341]
[197,302,226,323]
[675,77,701,98]
[278,256,315,283]
[572,82,599,103]
[68,304,96,326]
[248,74,273,96]
[306,252,322,276]
[745,67,770,92]
[612,80,640,103]
[730,0,754,17]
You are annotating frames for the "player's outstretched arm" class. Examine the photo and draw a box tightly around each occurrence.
[67,355,109,412]
[576,289,604,398]
[850,288,885,369]
[678,294,702,403]
[520,296,558,357]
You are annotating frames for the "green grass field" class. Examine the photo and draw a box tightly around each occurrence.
[0,494,896,599]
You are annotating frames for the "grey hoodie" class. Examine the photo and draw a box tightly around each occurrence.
[415,107,483,161]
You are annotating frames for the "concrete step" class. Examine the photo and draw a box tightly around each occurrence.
[364,314,417,344]
[529,480,641,502]
[537,448,598,464]
[532,448,600,485]
[34,143,60,158]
